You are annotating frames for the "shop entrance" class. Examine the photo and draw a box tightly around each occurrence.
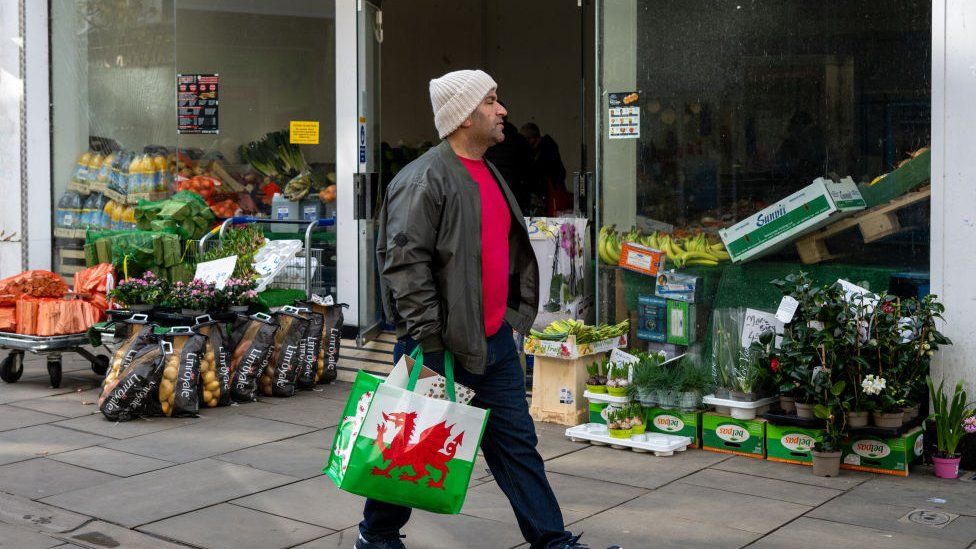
[352,0,594,343]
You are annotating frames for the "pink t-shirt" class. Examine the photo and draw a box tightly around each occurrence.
[459,156,511,336]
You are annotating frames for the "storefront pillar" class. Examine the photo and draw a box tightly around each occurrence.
[336,0,360,323]
[930,0,976,395]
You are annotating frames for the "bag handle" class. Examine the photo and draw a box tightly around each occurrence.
[406,346,457,403]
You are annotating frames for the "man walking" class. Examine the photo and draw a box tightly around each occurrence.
[365,70,592,549]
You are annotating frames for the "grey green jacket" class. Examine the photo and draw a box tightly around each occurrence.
[376,140,539,374]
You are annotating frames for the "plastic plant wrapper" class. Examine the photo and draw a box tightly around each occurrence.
[260,306,310,397]
[99,339,165,422]
[229,313,278,402]
[325,348,488,514]
[309,299,346,384]
[194,315,231,407]
[252,240,303,292]
[296,309,324,389]
[154,327,206,417]
[711,308,746,393]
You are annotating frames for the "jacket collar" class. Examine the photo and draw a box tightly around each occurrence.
[435,139,527,222]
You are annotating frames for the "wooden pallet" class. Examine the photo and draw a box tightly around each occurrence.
[794,185,931,264]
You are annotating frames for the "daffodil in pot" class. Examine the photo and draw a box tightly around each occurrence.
[812,380,847,477]
[926,377,975,479]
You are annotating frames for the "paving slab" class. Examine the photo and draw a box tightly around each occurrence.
[7,388,102,418]
[288,426,337,449]
[293,511,527,549]
[0,381,88,405]
[309,381,354,402]
[0,404,64,431]
[545,445,729,489]
[807,491,976,545]
[534,425,590,461]
[552,505,760,549]
[237,394,345,428]
[101,414,315,463]
[750,517,967,549]
[231,475,365,531]
[0,522,63,549]
[622,482,811,535]
[710,454,873,489]
[678,468,844,507]
[51,413,197,439]
[461,478,593,525]
[139,503,332,549]
[216,438,330,479]
[547,471,648,520]
[0,458,117,499]
[0,493,91,533]
[48,446,174,477]
[39,459,298,528]
[57,520,191,549]
[850,473,976,517]
[0,424,111,466]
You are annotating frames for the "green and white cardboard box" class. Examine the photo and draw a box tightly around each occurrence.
[719,177,866,263]
[645,407,701,447]
[841,427,924,477]
[765,423,825,465]
[701,413,766,458]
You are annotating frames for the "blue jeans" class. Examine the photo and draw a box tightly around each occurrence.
[360,324,572,548]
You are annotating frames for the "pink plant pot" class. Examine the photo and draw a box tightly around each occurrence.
[933,456,961,479]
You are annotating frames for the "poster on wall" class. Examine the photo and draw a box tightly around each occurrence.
[177,74,219,134]
[608,91,640,139]
[525,217,592,329]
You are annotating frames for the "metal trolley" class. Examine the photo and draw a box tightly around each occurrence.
[0,332,110,388]
[199,216,337,298]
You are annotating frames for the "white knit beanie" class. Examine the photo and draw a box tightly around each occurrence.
[429,69,498,139]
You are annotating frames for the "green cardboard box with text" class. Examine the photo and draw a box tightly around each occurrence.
[645,407,701,447]
[841,427,923,477]
[701,413,766,459]
[765,423,825,465]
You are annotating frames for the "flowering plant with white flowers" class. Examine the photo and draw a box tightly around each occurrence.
[861,375,886,396]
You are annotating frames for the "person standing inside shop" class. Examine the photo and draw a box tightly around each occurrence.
[485,101,535,214]
[366,70,598,549]
[520,122,571,215]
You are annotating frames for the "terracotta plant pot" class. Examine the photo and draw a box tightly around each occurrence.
[872,410,905,428]
[795,402,815,419]
[933,455,961,479]
[779,395,796,413]
[811,449,842,477]
[847,410,869,428]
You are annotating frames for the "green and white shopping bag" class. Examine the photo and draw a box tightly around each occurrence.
[324,348,489,514]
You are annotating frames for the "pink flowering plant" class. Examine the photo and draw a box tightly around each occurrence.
[166,279,217,311]
[927,376,976,458]
[217,278,259,308]
[108,271,169,307]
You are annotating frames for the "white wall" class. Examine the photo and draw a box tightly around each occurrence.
[930,0,976,395]
[0,0,23,277]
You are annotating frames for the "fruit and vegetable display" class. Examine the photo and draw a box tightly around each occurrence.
[529,319,630,343]
[598,225,730,268]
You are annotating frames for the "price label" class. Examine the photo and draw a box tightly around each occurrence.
[741,308,783,348]
[193,256,237,289]
[775,296,800,324]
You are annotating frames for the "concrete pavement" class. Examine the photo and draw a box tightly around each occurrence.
[1,352,975,549]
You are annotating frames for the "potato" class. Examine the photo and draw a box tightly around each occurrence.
[206,380,220,392]
[203,371,216,384]
[159,378,173,396]
[203,389,213,402]
[163,366,178,380]
[205,351,215,362]
[207,398,218,408]
[161,401,171,415]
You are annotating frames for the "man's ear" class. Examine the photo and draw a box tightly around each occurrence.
[458,116,474,129]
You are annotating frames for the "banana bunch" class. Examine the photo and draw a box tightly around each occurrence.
[597,225,731,268]
[529,319,630,343]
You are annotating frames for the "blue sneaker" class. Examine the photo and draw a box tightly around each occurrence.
[355,533,406,549]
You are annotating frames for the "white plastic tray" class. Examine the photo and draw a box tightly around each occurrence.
[565,423,691,456]
[583,390,631,404]
[701,395,777,409]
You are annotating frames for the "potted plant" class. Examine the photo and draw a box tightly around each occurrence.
[606,362,631,397]
[657,366,680,410]
[926,377,975,479]
[585,360,607,394]
[711,311,739,400]
[628,403,646,435]
[167,279,217,317]
[221,278,258,313]
[108,271,168,311]
[607,409,632,439]
[631,354,659,406]
[812,380,847,477]
[678,354,711,412]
